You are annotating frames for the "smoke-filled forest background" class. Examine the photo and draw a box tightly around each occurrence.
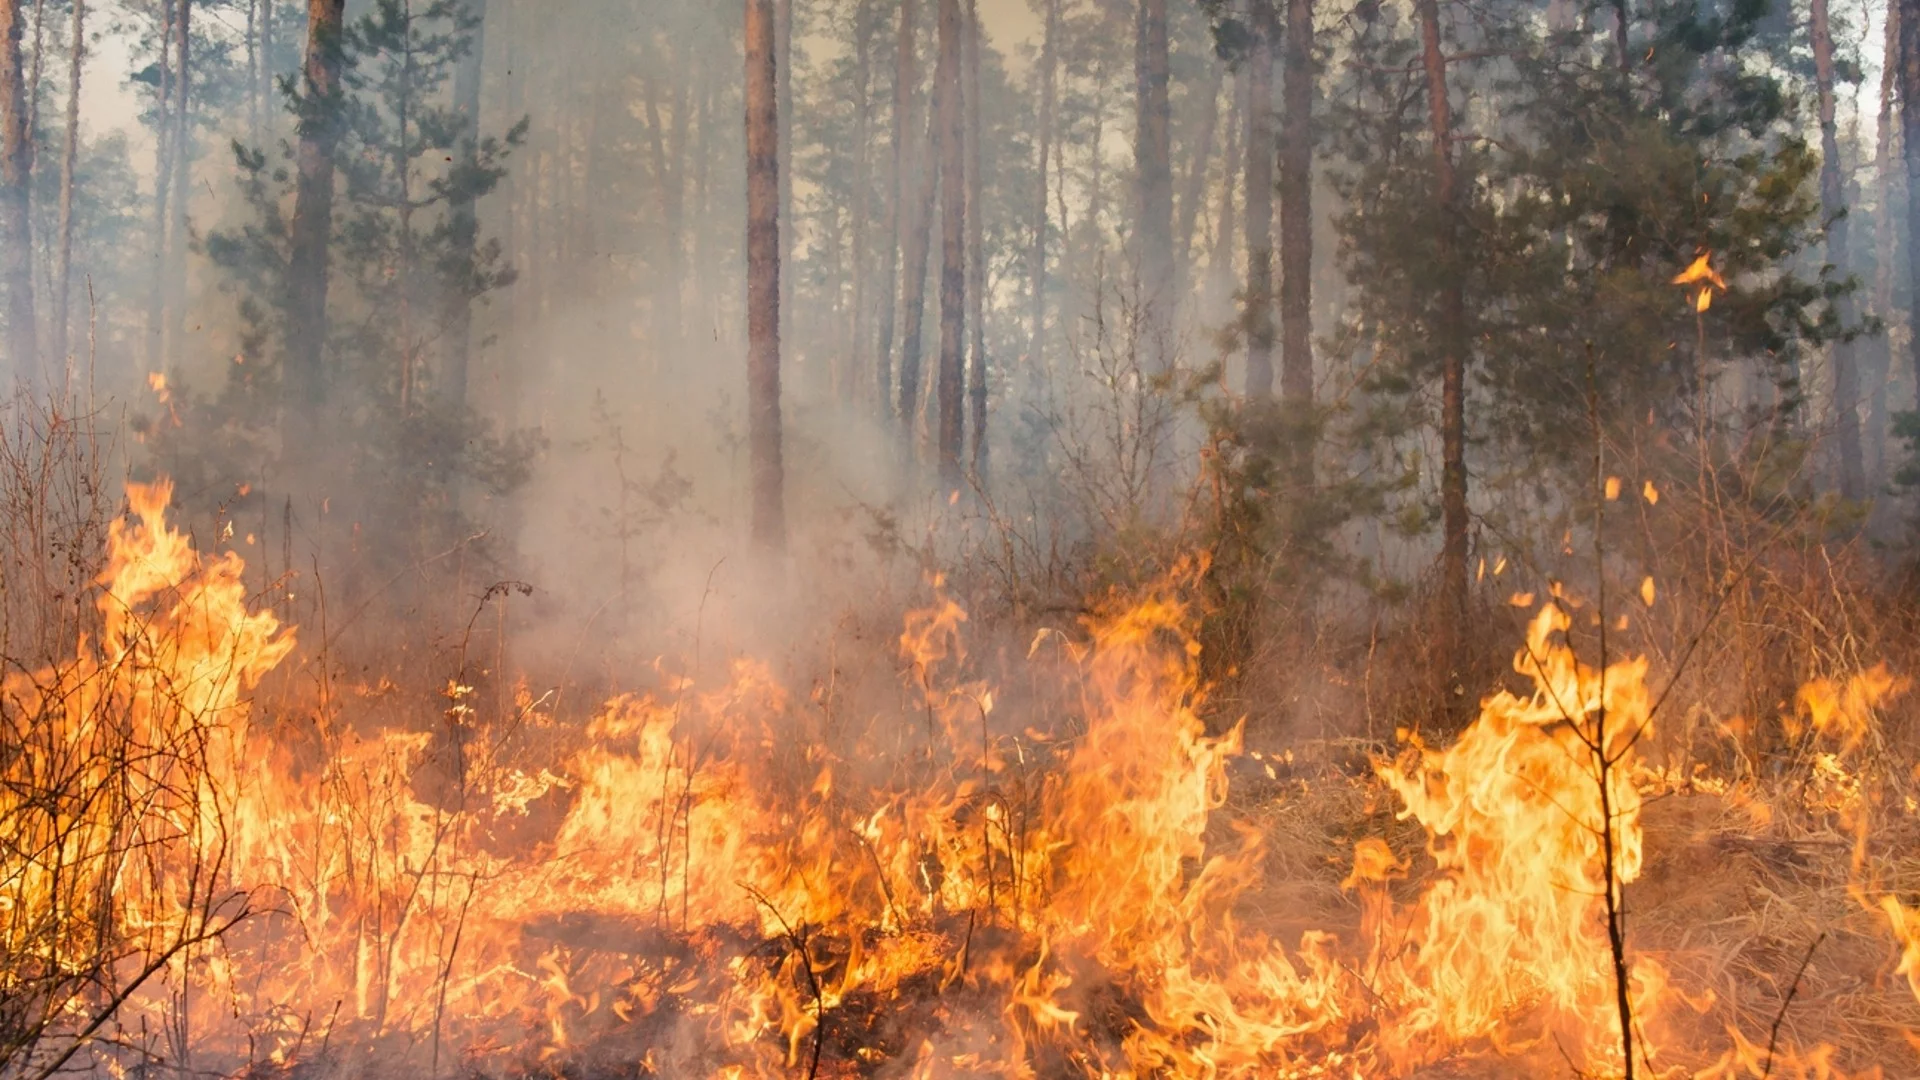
[11,0,1920,1075]
[0,0,1911,675]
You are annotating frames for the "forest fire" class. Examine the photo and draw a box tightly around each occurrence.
[2,484,1913,1079]
[6,0,1920,1073]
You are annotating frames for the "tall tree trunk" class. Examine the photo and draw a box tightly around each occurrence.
[693,53,719,355]
[1870,0,1900,487]
[49,0,80,370]
[1279,0,1315,480]
[1812,0,1862,498]
[1175,59,1222,288]
[0,0,31,380]
[260,0,274,136]
[666,64,690,374]
[1243,0,1275,398]
[1902,0,1920,419]
[144,0,173,374]
[1135,0,1173,368]
[25,0,41,141]
[775,0,793,379]
[898,65,942,446]
[875,0,915,422]
[286,0,346,436]
[443,0,486,411]
[746,0,786,547]
[163,0,192,368]
[1027,0,1059,373]
[1418,0,1471,656]
[247,0,258,142]
[935,0,966,485]
[965,0,987,478]
[643,67,687,372]
[849,0,876,405]
[1206,69,1243,319]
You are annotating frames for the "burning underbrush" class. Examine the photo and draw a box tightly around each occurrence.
[5,481,1920,1078]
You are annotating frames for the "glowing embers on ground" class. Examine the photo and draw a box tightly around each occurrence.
[2,484,1909,1077]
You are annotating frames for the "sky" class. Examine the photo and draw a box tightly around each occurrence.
[979,0,1042,53]
[80,1,1051,164]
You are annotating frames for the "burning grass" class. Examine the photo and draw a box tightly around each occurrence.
[4,480,1920,1079]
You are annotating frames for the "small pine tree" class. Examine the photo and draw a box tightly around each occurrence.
[198,0,535,579]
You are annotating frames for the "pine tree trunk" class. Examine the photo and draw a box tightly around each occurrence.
[25,0,41,142]
[1027,0,1059,374]
[286,0,347,430]
[1175,59,1221,288]
[1902,0,1920,419]
[1279,0,1314,435]
[246,0,258,143]
[1870,0,1900,487]
[1811,0,1862,498]
[775,0,793,370]
[49,0,80,370]
[0,0,32,380]
[144,0,173,374]
[875,0,915,422]
[1419,0,1471,657]
[1135,0,1173,369]
[1206,70,1243,320]
[666,66,689,376]
[746,0,786,547]
[935,0,966,486]
[899,63,942,448]
[1243,0,1276,398]
[443,0,487,412]
[849,0,875,405]
[163,0,192,368]
[965,0,986,478]
[260,0,274,136]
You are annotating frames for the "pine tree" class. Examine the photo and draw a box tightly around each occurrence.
[1134,0,1172,368]
[746,0,786,546]
[286,0,346,431]
[1,0,36,378]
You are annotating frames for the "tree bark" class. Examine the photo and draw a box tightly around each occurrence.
[775,0,794,373]
[1175,59,1222,289]
[1279,0,1314,410]
[1811,0,1862,498]
[935,0,966,486]
[443,0,487,412]
[1027,0,1060,374]
[875,0,915,422]
[1243,0,1276,398]
[163,0,192,368]
[898,62,942,446]
[247,0,258,142]
[260,0,274,136]
[0,0,31,380]
[1206,69,1243,318]
[144,0,173,373]
[746,0,787,547]
[849,0,876,405]
[286,0,346,431]
[25,0,41,142]
[1418,0,1471,651]
[1135,0,1173,368]
[1870,0,1899,486]
[965,0,987,479]
[1902,0,1920,419]
[49,0,80,370]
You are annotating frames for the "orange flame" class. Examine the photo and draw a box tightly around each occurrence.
[3,485,1906,1077]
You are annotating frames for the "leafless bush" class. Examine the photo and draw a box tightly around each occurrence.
[0,387,118,670]
[0,389,264,1079]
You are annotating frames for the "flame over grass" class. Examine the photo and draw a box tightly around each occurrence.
[0,482,1910,1077]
